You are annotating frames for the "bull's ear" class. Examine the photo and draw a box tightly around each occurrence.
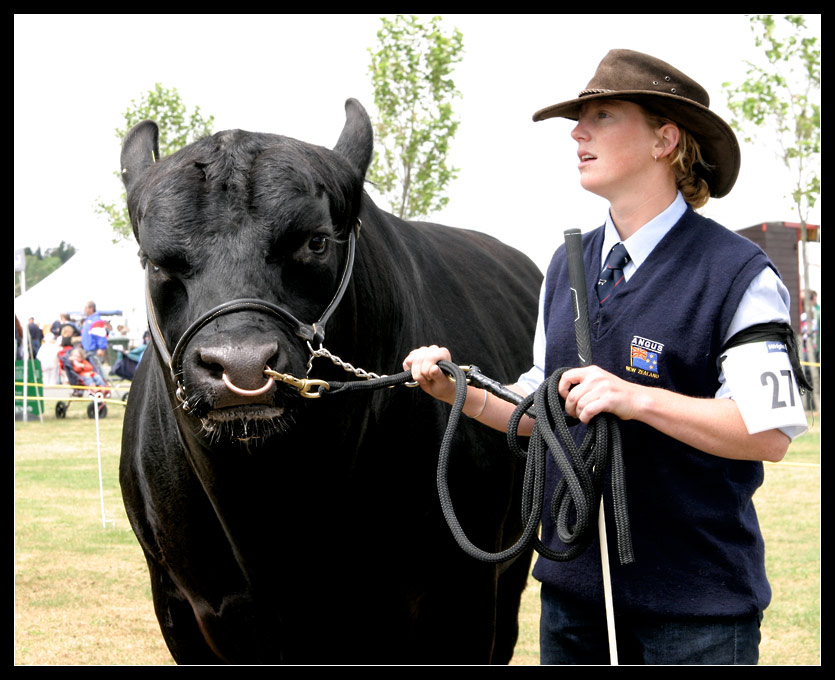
[333,99,373,179]
[121,120,160,194]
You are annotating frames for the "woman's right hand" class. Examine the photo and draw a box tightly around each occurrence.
[402,345,457,404]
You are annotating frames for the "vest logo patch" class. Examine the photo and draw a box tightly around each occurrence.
[627,335,662,378]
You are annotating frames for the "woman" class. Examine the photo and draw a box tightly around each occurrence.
[404,50,808,665]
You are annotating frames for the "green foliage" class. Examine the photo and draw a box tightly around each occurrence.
[95,83,215,241]
[50,241,77,264]
[368,15,464,220]
[15,243,75,296]
[723,15,820,220]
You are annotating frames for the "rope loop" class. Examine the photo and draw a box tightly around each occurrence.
[437,362,635,566]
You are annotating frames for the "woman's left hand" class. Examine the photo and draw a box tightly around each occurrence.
[558,365,643,424]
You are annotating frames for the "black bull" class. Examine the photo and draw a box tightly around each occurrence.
[119,99,543,664]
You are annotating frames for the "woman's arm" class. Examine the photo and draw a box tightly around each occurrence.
[558,365,789,462]
[403,346,535,436]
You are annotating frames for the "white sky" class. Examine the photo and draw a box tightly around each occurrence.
[14,13,821,274]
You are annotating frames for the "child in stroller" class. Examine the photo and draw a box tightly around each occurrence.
[68,346,110,392]
[55,341,111,418]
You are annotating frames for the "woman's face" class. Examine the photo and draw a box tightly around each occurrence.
[570,99,664,203]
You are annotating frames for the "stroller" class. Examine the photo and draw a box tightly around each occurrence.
[55,343,112,419]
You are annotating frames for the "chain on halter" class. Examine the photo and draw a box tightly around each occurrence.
[306,341,387,380]
[262,339,416,399]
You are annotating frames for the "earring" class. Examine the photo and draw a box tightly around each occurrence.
[653,154,658,162]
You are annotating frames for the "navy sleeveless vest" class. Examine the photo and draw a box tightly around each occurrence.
[532,207,776,618]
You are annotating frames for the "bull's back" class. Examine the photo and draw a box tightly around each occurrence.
[399,219,542,380]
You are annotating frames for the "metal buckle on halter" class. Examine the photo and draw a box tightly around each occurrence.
[176,383,190,411]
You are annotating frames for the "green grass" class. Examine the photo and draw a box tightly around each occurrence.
[756,420,821,665]
[14,402,820,665]
[14,403,175,666]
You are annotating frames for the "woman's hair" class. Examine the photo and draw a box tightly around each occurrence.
[643,110,712,209]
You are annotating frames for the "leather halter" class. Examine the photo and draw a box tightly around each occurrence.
[144,221,360,401]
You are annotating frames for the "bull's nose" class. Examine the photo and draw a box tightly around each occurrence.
[199,342,279,392]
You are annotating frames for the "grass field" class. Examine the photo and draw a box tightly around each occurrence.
[14,398,820,666]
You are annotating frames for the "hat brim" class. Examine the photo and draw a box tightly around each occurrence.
[533,91,740,198]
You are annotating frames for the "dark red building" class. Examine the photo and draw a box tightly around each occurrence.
[737,221,820,334]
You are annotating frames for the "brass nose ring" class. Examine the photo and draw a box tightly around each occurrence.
[222,372,275,397]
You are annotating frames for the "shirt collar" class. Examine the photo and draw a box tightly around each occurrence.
[601,192,688,273]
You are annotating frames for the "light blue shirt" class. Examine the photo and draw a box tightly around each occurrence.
[516,193,802,438]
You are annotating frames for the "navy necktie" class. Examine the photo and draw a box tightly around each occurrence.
[597,243,630,304]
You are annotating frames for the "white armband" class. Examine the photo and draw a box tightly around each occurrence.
[720,340,808,437]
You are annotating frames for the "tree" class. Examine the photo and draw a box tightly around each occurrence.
[723,14,821,402]
[95,83,215,240]
[50,241,76,264]
[368,15,464,220]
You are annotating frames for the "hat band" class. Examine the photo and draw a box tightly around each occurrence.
[579,88,615,96]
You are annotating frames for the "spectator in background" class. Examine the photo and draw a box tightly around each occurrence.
[27,317,44,357]
[81,300,109,366]
[52,313,80,342]
[36,332,62,385]
[15,315,24,360]
[809,290,820,360]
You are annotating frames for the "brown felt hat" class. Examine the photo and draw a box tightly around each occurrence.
[533,49,740,198]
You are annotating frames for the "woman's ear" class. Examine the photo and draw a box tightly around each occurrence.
[654,123,681,160]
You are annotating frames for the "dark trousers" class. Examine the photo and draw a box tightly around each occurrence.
[539,583,762,665]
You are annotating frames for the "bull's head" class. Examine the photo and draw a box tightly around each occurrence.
[121,100,373,444]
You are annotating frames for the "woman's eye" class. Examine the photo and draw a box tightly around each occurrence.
[309,235,329,253]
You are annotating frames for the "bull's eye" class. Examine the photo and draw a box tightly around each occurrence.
[308,235,329,254]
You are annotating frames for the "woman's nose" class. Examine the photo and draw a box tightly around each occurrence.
[571,120,588,142]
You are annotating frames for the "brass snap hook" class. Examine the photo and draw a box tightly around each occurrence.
[264,368,330,399]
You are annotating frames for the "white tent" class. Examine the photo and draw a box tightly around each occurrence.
[14,239,147,347]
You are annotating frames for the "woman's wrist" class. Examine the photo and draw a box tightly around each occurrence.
[464,388,489,419]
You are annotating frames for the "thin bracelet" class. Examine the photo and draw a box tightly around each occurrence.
[467,389,488,419]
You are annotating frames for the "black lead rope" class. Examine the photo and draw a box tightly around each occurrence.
[324,361,635,566]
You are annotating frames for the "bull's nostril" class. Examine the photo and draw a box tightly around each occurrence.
[222,372,275,397]
[197,341,280,391]
[202,361,225,379]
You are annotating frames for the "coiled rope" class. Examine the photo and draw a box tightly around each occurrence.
[324,360,634,565]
